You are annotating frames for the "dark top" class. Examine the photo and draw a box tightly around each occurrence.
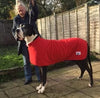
[12,1,39,55]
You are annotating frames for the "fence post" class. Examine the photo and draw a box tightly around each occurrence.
[68,11,71,38]
[62,13,64,39]
[40,18,42,36]
[55,14,58,40]
[99,5,100,53]
[85,3,90,45]
[75,8,79,38]
[45,17,47,39]
[48,16,51,39]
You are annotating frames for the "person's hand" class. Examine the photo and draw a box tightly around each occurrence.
[28,0,35,8]
[31,0,35,6]
[17,34,24,40]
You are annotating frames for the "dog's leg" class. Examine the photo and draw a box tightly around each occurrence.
[75,58,93,87]
[86,65,93,87]
[36,67,42,90]
[77,68,85,80]
[36,84,42,91]
[37,66,47,93]
[78,60,86,79]
[74,60,86,79]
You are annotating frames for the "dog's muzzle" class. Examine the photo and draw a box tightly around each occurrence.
[16,29,20,34]
[15,27,24,40]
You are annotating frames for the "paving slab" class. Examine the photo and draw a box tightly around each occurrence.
[61,91,92,98]
[0,91,8,98]
[0,61,100,98]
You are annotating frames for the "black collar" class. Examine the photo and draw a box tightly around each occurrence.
[33,34,39,41]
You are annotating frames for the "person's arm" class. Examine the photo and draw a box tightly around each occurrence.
[12,18,23,41]
[31,0,39,21]
[12,18,18,40]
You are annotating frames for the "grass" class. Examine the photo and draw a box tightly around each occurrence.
[0,45,23,70]
[0,71,24,83]
[0,45,24,83]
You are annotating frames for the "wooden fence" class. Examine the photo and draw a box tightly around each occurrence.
[0,3,100,53]
[37,3,100,53]
[0,20,16,45]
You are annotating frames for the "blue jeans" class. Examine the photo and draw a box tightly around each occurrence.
[22,44,40,81]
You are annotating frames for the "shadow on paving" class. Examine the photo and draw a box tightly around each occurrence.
[0,61,100,98]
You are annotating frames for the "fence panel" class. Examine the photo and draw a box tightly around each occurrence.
[89,5,100,53]
[63,12,70,38]
[45,16,51,39]
[77,5,87,40]
[49,15,57,39]
[70,10,77,37]
[0,20,16,45]
[1,4,100,53]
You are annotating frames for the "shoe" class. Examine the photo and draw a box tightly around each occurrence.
[24,79,32,85]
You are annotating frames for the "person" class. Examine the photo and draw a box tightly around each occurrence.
[12,0,40,85]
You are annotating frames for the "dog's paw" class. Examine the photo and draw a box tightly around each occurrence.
[37,86,45,93]
[88,83,93,87]
[77,77,82,80]
[36,84,42,90]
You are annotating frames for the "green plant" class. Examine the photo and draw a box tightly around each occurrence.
[0,71,24,83]
[0,45,23,70]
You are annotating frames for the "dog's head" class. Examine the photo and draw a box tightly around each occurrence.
[15,24,24,40]
[15,24,36,39]
[21,24,36,36]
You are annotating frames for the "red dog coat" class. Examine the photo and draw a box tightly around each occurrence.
[28,37,87,66]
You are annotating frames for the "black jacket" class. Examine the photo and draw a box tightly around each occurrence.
[12,2,39,55]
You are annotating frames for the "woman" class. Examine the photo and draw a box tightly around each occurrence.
[12,0,40,85]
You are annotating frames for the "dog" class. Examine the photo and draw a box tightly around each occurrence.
[15,24,93,93]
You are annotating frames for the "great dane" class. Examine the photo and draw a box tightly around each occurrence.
[15,24,93,93]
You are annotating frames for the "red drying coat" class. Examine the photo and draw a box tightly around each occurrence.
[28,37,87,66]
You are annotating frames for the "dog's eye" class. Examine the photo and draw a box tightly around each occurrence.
[21,24,25,28]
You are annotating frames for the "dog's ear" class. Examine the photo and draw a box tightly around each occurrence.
[22,24,35,36]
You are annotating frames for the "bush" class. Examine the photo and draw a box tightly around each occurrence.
[0,45,23,70]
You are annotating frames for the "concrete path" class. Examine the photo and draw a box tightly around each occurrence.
[0,61,100,98]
